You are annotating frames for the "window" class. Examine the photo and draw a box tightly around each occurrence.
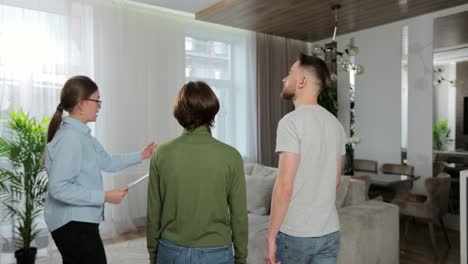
[184,32,257,161]
[184,36,232,139]
[0,3,94,137]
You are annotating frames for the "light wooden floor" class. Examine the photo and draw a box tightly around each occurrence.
[38,222,461,264]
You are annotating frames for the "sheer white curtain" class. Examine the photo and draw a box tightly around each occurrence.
[0,0,94,130]
[91,1,257,238]
[90,0,187,238]
[0,0,257,249]
[0,0,93,261]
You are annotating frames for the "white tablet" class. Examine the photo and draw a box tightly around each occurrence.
[126,173,149,189]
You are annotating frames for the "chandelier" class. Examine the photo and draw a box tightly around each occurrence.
[311,4,364,77]
[434,66,457,87]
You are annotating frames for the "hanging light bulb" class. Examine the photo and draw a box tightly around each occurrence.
[345,45,359,56]
[309,4,364,77]
[311,44,324,56]
[354,65,364,75]
[340,61,351,72]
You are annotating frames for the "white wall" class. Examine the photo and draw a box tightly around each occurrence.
[312,3,468,194]
[406,14,434,193]
[312,22,403,167]
[352,25,403,165]
[406,4,468,193]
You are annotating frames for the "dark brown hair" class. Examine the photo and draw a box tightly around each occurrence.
[47,76,98,142]
[298,53,332,93]
[173,81,220,131]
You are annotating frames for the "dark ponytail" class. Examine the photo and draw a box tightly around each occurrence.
[47,107,64,143]
[46,76,98,142]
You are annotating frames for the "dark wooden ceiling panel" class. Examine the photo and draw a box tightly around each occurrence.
[196,0,468,42]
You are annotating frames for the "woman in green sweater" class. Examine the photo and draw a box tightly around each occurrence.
[146,81,248,264]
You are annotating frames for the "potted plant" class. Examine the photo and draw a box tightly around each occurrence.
[0,109,49,264]
[433,119,453,151]
[318,88,338,116]
[344,136,360,175]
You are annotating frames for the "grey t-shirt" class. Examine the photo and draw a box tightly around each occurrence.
[276,104,346,237]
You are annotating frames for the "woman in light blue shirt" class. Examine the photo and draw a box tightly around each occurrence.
[44,76,155,264]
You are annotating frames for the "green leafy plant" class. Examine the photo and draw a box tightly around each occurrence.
[433,119,453,151]
[318,88,337,116]
[0,109,49,254]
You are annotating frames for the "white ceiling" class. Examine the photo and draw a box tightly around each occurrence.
[132,0,220,14]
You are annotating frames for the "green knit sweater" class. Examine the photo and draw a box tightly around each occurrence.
[146,126,248,264]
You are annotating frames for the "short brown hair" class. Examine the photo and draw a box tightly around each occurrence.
[298,53,332,92]
[173,81,220,130]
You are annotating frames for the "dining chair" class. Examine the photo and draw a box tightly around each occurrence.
[393,172,451,257]
[377,163,415,201]
[381,163,414,176]
[353,159,378,173]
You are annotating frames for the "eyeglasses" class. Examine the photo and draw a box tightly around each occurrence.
[85,98,102,107]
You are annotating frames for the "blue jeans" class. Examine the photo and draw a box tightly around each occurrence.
[157,238,234,264]
[276,231,340,264]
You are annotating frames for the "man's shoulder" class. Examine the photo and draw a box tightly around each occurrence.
[283,108,302,119]
[313,107,344,129]
[278,110,301,126]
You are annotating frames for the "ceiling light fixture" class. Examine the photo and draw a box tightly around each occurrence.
[311,4,364,77]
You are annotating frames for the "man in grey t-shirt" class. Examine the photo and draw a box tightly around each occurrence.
[265,54,346,264]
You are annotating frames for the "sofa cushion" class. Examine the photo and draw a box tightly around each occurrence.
[252,164,277,177]
[248,213,270,238]
[244,163,257,176]
[344,178,367,207]
[337,205,369,264]
[335,176,351,208]
[246,176,276,215]
[338,201,399,264]
[247,214,270,264]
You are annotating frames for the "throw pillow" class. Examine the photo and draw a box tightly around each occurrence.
[246,176,276,215]
[243,163,257,176]
[252,164,277,177]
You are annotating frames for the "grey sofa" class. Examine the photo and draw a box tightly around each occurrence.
[244,163,400,264]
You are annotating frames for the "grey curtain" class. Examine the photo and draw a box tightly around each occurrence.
[256,33,310,167]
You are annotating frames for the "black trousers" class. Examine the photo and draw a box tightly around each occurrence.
[51,221,107,264]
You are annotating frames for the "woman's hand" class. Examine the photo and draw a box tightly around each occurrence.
[105,187,128,204]
[141,142,157,160]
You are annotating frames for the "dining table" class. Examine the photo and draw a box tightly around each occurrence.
[354,171,421,187]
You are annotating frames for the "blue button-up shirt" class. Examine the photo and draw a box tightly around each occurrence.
[44,117,141,231]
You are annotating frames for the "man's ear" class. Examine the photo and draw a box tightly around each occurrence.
[299,76,306,87]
